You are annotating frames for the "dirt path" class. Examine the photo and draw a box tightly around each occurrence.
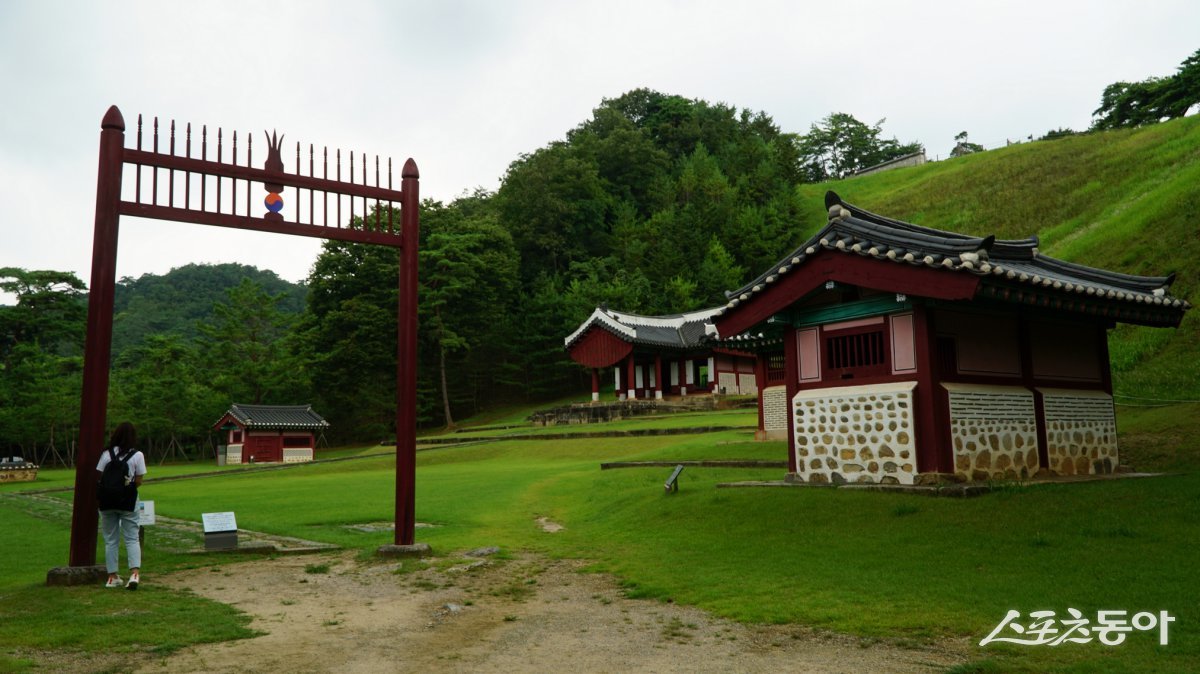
[134,550,969,673]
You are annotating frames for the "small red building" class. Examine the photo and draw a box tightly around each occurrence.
[566,191,1190,484]
[212,404,330,464]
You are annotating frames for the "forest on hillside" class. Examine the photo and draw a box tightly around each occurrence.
[3,51,1198,463]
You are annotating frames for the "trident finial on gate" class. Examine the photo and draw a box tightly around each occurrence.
[263,130,285,220]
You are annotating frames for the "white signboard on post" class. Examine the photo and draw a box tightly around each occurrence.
[202,511,238,533]
[135,500,155,526]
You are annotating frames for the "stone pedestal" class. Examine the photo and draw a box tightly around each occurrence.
[376,543,431,558]
[46,565,107,586]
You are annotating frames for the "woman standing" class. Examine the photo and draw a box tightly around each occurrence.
[95,422,147,589]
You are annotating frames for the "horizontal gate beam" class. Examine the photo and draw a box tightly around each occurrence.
[119,202,406,248]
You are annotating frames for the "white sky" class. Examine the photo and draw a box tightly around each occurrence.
[1,0,1197,301]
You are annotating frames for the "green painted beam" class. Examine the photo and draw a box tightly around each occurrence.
[791,294,912,327]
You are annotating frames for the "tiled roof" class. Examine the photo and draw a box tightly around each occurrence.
[218,404,330,430]
[565,192,1189,355]
[714,191,1190,326]
[564,306,721,351]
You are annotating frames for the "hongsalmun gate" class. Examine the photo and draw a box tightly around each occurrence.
[565,191,1190,486]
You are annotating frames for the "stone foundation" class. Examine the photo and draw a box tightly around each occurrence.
[0,462,38,483]
[944,384,1039,481]
[1040,388,1118,475]
[46,564,107,586]
[283,448,314,463]
[945,384,1119,480]
[792,382,918,485]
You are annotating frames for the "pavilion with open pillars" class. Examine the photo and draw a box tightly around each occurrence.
[564,306,758,401]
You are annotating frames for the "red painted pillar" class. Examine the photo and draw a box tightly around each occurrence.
[1097,324,1113,395]
[591,368,600,402]
[69,106,125,567]
[912,303,951,474]
[654,355,663,399]
[783,328,800,474]
[679,358,689,396]
[754,354,767,437]
[626,355,636,399]
[1018,315,1050,469]
[395,158,420,546]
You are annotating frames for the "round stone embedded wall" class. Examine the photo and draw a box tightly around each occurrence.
[1046,420,1118,475]
[944,384,1039,482]
[1041,390,1118,476]
[951,418,1039,481]
[792,382,918,486]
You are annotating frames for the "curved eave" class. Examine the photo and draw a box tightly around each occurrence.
[564,308,637,349]
[978,281,1189,327]
[714,193,1189,325]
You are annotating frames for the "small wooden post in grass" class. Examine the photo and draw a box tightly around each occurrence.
[664,465,684,494]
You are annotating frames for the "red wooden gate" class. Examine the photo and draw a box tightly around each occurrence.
[244,435,282,463]
[67,106,421,567]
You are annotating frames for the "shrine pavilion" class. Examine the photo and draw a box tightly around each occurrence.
[565,191,1190,484]
[564,306,758,401]
[212,403,329,464]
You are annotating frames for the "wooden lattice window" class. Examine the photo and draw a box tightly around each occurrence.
[766,353,786,384]
[825,327,889,379]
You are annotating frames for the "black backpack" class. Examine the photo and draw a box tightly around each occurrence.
[97,447,137,511]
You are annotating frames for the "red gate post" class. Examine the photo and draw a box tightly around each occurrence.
[394,159,420,547]
[63,106,126,574]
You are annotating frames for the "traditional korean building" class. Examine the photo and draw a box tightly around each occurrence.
[567,191,1190,484]
[564,306,757,401]
[212,404,330,464]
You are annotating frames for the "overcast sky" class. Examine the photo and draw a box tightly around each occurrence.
[1,0,1197,302]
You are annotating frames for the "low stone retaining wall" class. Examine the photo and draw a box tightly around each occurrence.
[0,462,38,483]
[529,398,717,426]
[418,426,748,445]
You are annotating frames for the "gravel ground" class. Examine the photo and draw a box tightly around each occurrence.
[116,549,972,673]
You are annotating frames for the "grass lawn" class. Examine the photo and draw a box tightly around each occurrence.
[3,404,1197,672]
[0,494,258,671]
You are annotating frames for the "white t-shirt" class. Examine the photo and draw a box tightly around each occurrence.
[95,447,148,484]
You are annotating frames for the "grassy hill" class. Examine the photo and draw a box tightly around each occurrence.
[794,115,1200,401]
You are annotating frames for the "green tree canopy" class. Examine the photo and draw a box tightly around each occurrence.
[0,267,86,361]
[950,131,985,157]
[420,191,518,428]
[1092,48,1200,130]
[198,278,303,406]
[797,113,923,181]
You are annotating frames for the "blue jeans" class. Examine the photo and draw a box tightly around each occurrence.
[100,509,141,574]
